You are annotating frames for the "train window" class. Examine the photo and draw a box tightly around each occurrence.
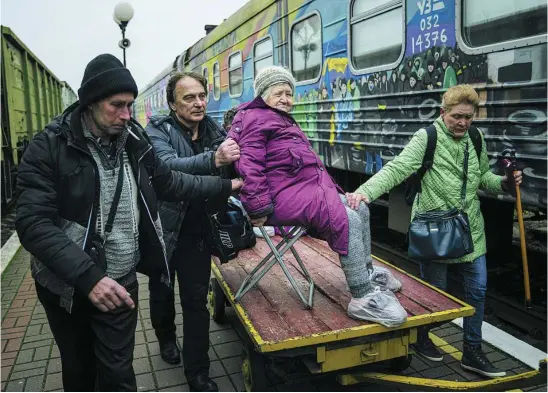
[350,0,404,72]
[461,0,547,48]
[202,67,209,102]
[228,52,243,97]
[254,36,273,76]
[213,62,220,100]
[290,13,322,83]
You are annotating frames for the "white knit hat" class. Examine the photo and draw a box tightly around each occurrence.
[253,66,296,98]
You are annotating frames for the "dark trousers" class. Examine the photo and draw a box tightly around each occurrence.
[419,255,488,348]
[36,280,138,392]
[149,231,212,381]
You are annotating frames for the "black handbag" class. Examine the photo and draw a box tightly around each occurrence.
[207,197,256,263]
[408,142,474,260]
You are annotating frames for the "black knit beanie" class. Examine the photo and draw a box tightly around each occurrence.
[78,54,138,107]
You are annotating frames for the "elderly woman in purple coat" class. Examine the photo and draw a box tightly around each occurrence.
[227,66,408,327]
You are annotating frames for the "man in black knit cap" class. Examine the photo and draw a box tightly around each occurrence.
[15,54,242,391]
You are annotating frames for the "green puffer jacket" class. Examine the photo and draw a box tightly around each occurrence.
[356,117,504,263]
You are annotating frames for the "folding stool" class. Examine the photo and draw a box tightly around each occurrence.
[234,226,315,308]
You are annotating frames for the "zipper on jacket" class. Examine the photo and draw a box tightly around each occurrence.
[137,146,171,284]
[67,142,98,250]
[82,167,96,249]
[72,137,170,283]
[136,145,152,186]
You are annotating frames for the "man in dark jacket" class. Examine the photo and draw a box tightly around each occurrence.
[15,54,242,392]
[145,71,240,392]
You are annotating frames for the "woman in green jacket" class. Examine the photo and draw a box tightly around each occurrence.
[346,85,522,378]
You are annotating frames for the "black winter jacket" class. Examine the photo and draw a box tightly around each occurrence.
[147,114,226,176]
[15,103,232,311]
[145,114,231,260]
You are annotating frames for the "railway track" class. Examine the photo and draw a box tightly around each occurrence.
[371,239,547,353]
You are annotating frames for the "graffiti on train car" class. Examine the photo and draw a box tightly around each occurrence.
[293,50,546,207]
[407,0,455,58]
[136,0,546,207]
[135,74,170,126]
[288,1,546,207]
[292,47,487,170]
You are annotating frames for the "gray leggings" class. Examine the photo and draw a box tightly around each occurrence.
[339,195,374,298]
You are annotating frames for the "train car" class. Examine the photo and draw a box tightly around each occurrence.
[1,25,76,210]
[61,81,77,111]
[135,0,547,296]
[134,62,175,126]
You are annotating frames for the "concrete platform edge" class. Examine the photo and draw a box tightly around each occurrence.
[1,231,22,276]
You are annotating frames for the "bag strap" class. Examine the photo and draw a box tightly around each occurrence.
[103,155,125,241]
[468,126,482,161]
[414,125,437,206]
[461,142,469,208]
[417,124,437,183]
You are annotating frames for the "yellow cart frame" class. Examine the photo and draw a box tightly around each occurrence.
[209,254,542,391]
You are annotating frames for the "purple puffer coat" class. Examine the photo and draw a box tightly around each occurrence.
[228,97,349,255]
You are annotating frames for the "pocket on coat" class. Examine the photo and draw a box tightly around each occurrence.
[58,165,94,220]
[287,149,303,177]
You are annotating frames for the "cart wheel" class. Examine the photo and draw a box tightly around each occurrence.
[208,278,226,323]
[389,354,413,372]
[241,346,268,391]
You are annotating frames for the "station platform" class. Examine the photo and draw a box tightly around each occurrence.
[1,248,546,392]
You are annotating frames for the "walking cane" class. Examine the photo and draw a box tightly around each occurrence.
[501,149,532,309]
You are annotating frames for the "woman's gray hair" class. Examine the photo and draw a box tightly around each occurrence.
[260,85,273,101]
[260,83,292,101]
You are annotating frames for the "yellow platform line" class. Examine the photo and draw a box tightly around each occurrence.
[339,359,546,390]
[338,370,543,390]
[430,332,463,361]
[430,334,527,392]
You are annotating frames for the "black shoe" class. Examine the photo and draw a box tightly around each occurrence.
[412,335,443,362]
[159,339,181,365]
[461,345,506,378]
[188,374,218,392]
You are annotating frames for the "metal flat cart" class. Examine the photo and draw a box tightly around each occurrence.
[208,236,545,391]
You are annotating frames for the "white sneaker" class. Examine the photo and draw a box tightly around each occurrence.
[370,265,402,292]
[347,287,408,328]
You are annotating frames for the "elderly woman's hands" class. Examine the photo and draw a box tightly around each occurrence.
[215,138,240,167]
[345,192,369,210]
[250,216,268,227]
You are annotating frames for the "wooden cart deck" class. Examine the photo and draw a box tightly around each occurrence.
[212,235,474,353]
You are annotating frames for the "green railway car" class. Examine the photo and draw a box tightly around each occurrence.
[1,25,76,210]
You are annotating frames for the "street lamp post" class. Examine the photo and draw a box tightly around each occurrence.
[113,2,134,67]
